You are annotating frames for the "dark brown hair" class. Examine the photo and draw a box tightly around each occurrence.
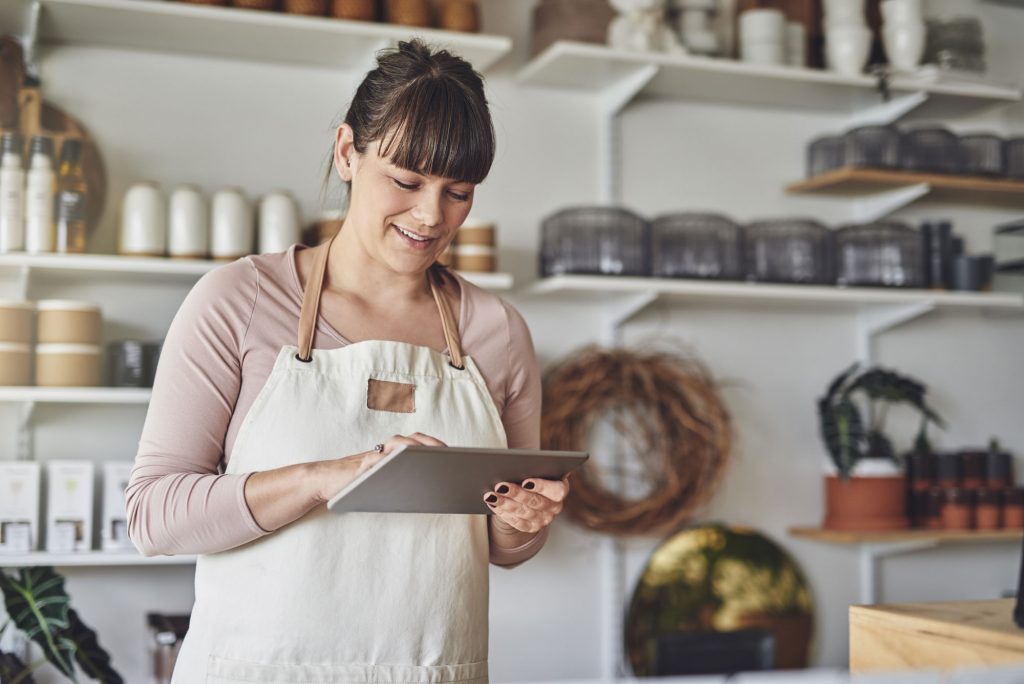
[336,40,495,191]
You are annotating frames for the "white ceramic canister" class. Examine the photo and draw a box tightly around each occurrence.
[120,182,167,257]
[883,22,925,71]
[0,300,34,344]
[36,300,102,345]
[787,21,807,66]
[168,185,209,259]
[35,343,101,387]
[257,190,301,254]
[826,25,872,75]
[210,187,254,260]
[0,342,31,386]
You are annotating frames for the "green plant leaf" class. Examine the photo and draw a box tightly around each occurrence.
[866,431,895,461]
[64,609,123,684]
[0,568,77,681]
[818,396,864,479]
[822,362,859,406]
[0,650,36,684]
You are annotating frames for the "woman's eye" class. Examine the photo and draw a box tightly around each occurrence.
[449,192,471,202]
[392,179,418,191]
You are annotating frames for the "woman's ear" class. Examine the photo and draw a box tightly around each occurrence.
[335,123,356,182]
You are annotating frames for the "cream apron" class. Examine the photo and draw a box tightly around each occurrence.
[172,235,508,683]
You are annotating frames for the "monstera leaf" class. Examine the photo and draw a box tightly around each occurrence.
[818,395,865,479]
[65,609,123,684]
[0,568,77,680]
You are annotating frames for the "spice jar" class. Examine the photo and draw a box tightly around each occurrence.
[907,451,935,493]
[1004,488,1024,529]
[941,487,974,530]
[960,450,986,489]
[936,452,962,488]
[385,0,431,26]
[986,448,1013,490]
[975,488,1002,530]
[926,488,945,530]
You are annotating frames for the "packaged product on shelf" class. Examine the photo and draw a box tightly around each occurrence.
[0,461,41,553]
[36,299,102,344]
[0,299,34,343]
[36,343,102,387]
[25,135,56,254]
[0,342,31,385]
[55,139,89,254]
[45,460,94,552]
[101,460,134,551]
[0,131,25,253]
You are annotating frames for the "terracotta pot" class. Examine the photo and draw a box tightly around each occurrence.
[824,475,908,530]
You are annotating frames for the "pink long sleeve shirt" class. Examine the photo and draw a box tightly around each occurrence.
[127,244,546,566]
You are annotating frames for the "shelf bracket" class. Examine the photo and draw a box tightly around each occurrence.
[849,183,931,223]
[841,91,929,130]
[603,291,659,344]
[16,401,35,461]
[17,264,30,301]
[856,300,935,363]
[859,539,938,604]
[597,64,658,204]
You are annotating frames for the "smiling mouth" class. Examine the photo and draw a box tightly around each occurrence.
[392,224,437,247]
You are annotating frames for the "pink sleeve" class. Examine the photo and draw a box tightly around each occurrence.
[490,300,551,568]
[126,259,269,556]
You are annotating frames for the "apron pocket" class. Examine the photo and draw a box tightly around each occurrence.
[366,378,416,413]
[206,654,488,684]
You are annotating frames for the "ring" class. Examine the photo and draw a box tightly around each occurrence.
[374,443,385,453]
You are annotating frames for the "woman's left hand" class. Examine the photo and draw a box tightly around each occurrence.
[484,475,571,534]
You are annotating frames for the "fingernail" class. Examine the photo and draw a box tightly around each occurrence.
[496,484,509,495]
[523,481,536,490]
[485,494,498,504]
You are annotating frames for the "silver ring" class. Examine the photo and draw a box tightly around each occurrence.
[374,443,385,453]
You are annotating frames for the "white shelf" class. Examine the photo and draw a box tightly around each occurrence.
[1,0,511,72]
[0,551,197,567]
[530,274,1024,311]
[517,41,1022,117]
[0,387,152,403]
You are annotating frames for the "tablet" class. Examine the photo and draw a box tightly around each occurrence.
[326,445,589,515]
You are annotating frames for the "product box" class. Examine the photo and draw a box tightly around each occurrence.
[45,460,94,553]
[101,460,133,551]
[0,462,41,553]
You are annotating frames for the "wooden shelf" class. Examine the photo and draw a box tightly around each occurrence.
[530,275,1024,312]
[788,167,1024,204]
[0,551,197,568]
[0,0,511,72]
[789,527,1023,545]
[517,41,1021,116]
[0,387,152,404]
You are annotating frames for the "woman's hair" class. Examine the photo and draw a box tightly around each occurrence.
[329,39,495,198]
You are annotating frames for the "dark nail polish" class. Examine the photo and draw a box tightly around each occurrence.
[524,481,535,490]
[485,494,498,504]
[496,484,510,495]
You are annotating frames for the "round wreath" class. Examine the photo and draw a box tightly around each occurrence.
[541,346,732,535]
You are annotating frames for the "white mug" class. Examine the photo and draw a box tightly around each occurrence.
[741,40,786,65]
[883,23,925,71]
[210,188,254,260]
[168,185,209,259]
[881,0,923,25]
[258,191,301,254]
[787,21,807,66]
[823,0,866,25]
[739,9,786,41]
[119,182,166,257]
[826,25,873,75]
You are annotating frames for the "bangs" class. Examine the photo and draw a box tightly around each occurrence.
[371,75,495,185]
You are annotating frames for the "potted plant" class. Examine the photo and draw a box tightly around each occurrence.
[817,363,944,530]
[0,566,123,683]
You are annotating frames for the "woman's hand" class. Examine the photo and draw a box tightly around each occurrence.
[315,432,448,502]
[483,475,571,534]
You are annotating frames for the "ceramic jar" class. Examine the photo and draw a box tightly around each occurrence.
[258,190,301,254]
[210,188,254,260]
[168,185,209,259]
[120,182,167,257]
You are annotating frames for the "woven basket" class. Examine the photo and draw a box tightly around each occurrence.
[284,0,327,15]
[385,0,432,26]
[439,0,478,32]
[331,0,376,20]
[232,0,277,9]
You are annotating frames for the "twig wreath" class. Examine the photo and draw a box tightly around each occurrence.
[541,346,732,535]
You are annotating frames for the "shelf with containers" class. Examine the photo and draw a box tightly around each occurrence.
[0,550,197,568]
[787,167,1024,205]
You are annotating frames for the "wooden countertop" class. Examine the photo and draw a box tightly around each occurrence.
[850,599,1024,672]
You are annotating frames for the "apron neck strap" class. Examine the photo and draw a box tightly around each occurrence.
[296,235,465,368]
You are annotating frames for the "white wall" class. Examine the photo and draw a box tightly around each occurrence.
[1,1,1023,682]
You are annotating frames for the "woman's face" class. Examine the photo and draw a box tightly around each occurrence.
[338,125,477,276]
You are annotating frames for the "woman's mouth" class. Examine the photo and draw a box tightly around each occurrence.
[392,224,437,250]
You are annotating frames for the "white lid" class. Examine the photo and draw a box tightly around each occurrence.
[0,342,30,352]
[452,245,496,255]
[36,300,101,312]
[36,343,101,354]
[460,217,494,230]
[0,300,34,310]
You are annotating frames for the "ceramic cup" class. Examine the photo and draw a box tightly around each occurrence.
[881,0,923,25]
[119,182,167,257]
[741,40,786,65]
[826,25,872,75]
[168,185,209,259]
[258,190,301,254]
[210,188,254,260]
[823,0,866,26]
[739,9,786,41]
[787,21,807,66]
[883,22,925,71]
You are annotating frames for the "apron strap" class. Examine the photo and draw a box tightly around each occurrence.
[296,235,465,368]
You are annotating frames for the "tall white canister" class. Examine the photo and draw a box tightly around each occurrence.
[210,187,254,260]
[168,185,209,259]
[258,190,301,254]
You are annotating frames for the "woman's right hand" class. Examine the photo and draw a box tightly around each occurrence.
[315,432,448,503]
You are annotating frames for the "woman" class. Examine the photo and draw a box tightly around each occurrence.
[127,40,568,683]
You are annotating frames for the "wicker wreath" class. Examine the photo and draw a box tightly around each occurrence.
[541,346,732,535]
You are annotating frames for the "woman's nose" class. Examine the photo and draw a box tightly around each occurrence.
[411,191,443,228]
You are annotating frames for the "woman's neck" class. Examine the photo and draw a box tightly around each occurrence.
[324,217,433,305]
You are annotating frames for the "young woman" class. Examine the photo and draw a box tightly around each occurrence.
[127,39,568,683]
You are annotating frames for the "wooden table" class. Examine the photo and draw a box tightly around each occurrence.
[850,599,1024,672]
